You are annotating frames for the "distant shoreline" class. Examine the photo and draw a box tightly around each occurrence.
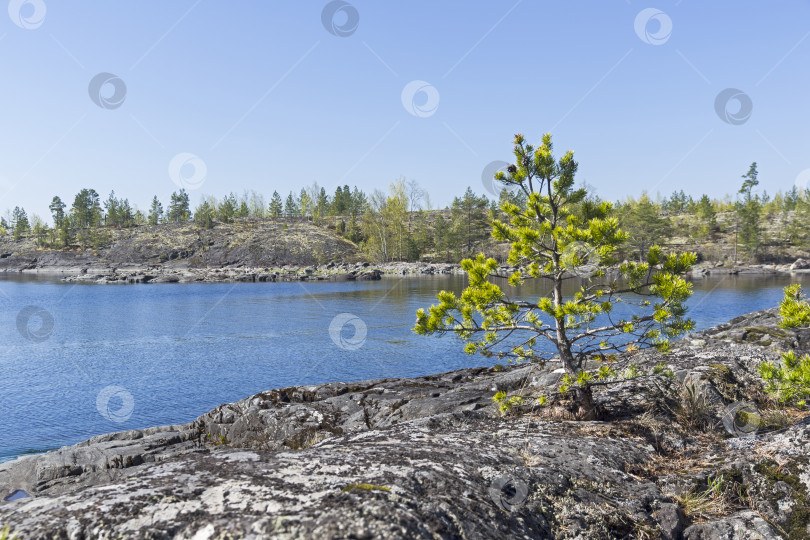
[1,259,809,285]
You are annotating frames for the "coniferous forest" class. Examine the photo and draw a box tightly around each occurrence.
[3,163,809,265]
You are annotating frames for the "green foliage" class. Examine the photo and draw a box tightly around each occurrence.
[71,188,103,228]
[218,193,238,223]
[414,133,696,410]
[167,189,191,222]
[450,187,490,258]
[758,284,810,407]
[284,192,300,217]
[147,195,164,225]
[193,200,216,229]
[736,162,762,257]
[103,190,136,227]
[778,284,810,329]
[49,196,66,229]
[623,364,641,379]
[361,180,408,261]
[692,194,717,240]
[759,351,810,407]
[11,206,29,241]
[739,162,759,200]
[493,391,524,414]
[237,200,250,218]
[32,218,49,247]
[269,190,284,218]
[0,525,18,540]
[617,194,672,261]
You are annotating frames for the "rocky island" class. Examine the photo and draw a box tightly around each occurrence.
[1,307,808,539]
[1,218,808,285]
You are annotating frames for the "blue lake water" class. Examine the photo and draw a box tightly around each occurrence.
[1,272,808,463]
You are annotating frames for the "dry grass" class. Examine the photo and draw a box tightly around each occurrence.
[674,378,715,431]
[673,485,728,521]
[758,404,810,431]
[623,433,723,481]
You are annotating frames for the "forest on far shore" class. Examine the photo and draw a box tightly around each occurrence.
[2,162,809,264]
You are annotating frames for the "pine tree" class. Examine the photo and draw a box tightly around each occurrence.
[148,196,164,225]
[693,195,716,240]
[315,187,329,220]
[11,206,29,241]
[167,190,191,222]
[737,162,762,258]
[71,189,102,228]
[49,196,66,229]
[415,133,696,418]
[298,188,312,218]
[269,191,283,217]
[194,200,216,229]
[237,200,250,218]
[284,192,300,217]
[450,187,490,258]
[331,186,347,215]
[619,194,672,261]
[218,193,237,223]
[104,191,120,226]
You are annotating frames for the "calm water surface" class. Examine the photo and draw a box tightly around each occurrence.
[1,272,808,463]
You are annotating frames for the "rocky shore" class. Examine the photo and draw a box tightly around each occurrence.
[1,308,809,538]
[686,258,810,279]
[3,258,809,286]
[48,261,463,284]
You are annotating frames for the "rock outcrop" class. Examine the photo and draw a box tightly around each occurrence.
[0,220,363,277]
[1,309,809,539]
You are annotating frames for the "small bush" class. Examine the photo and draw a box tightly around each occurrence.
[759,284,810,408]
[778,284,810,329]
[759,350,810,408]
[493,391,524,415]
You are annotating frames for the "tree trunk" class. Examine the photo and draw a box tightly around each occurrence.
[556,318,600,420]
[569,385,600,420]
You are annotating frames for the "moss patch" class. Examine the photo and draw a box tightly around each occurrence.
[754,458,810,540]
[707,364,741,401]
[743,326,791,347]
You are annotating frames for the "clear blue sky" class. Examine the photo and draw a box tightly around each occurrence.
[1,1,809,221]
